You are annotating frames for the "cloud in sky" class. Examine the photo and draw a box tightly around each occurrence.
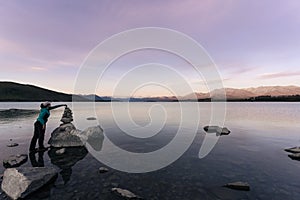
[0,0,300,95]
[258,71,300,79]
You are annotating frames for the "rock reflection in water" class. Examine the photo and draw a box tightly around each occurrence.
[48,147,88,184]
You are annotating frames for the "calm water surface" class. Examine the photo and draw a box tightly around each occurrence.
[0,102,299,200]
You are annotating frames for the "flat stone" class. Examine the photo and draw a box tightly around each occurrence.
[86,117,97,120]
[99,167,109,173]
[204,125,231,136]
[223,181,250,191]
[7,143,19,147]
[1,167,58,200]
[111,187,142,199]
[285,147,300,153]
[288,153,300,160]
[3,154,28,168]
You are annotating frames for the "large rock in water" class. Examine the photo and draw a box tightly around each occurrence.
[3,154,28,168]
[1,167,58,200]
[48,125,104,148]
[48,123,84,147]
[48,107,104,149]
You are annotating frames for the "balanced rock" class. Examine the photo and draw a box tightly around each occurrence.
[3,154,28,168]
[112,187,142,199]
[284,147,300,154]
[223,181,250,191]
[60,107,73,124]
[1,167,58,200]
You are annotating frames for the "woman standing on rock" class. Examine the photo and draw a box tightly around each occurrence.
[29,102,67,152]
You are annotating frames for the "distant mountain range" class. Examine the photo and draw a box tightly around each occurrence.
[1,81,300,102]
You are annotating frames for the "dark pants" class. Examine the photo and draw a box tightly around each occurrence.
[29,121,45,150]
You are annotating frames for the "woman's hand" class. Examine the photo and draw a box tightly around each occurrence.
[42,124,46,130]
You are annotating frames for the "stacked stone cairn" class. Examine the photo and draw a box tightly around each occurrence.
[60,107,73,124]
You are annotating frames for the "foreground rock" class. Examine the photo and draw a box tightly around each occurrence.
[112,187,142,199]
[223,181,250,191]
[1,167,58,200]
[288,153,300,160]
[204,126,231,136]
[3,154,28,168]
[284,147,300,154]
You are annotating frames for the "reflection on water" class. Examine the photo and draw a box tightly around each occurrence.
[48,147,88,184]
[29,151,45,167]
[0,102,300,199]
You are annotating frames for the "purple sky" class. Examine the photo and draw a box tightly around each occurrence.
[1,0,300,96]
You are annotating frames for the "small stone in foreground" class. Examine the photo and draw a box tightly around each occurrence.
[223,181,250,191]
[3,154,28,168]
[1,167,58,200]
[112,187,142,199]
[99,167,109,173]
[288,153,300,160]
[284,147,300,154]
[7,143,18,147]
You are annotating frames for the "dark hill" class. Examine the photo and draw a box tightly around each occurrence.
[0,82,75,102]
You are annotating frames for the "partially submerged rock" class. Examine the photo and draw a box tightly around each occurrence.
[284,147,300,154]
[48,107,104,149]
[223,181,250,191]
[79,126,104,151]
[3,154,28,168]
[204,125,231,136]
[7,143,19,147]
[48,126,84,147]
[288,153,300,160]
[86,117,97,120]
[112,187,142,199]
[1,167,58,200]
[99,167,109,173]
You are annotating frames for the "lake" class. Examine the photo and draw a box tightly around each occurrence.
[0,102,300,199]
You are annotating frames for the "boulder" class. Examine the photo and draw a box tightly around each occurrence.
[284,147,300,154]
[79,126,104,151]
[3,154,28,168]
[112,187,142,199]
[223,181,250,191]
[288,153,300,160]
[1,167,58,200]
[48,124,83,147]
